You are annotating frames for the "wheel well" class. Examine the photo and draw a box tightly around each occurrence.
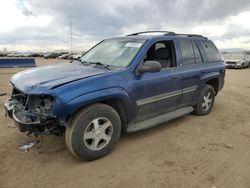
[205,78,219,95]
[66,99,128,131]
[101,99,128,127]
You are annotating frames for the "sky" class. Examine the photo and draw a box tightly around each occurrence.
[1,0,250,52]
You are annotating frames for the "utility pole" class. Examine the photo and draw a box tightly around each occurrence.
[70,21,73,53]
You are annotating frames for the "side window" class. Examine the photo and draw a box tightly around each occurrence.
[201,41,221,62]
[193,41,203,63]
[179,39,195,65]
[144,40,176,69]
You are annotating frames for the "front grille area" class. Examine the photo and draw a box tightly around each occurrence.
[226,61,237,65]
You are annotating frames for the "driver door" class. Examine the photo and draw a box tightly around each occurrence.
[132,40,182,122]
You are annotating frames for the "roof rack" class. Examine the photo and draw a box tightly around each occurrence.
[126,31,208,39]
[177,34,208,39]
[127,31,176,36]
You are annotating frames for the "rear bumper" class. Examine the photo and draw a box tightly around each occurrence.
[4,100,56,133]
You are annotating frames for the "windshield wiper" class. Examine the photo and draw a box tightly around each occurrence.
[91,62,111,70]
[80,60,111,70]
[79,60,88,64]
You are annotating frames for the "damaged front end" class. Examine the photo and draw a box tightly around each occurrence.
[5,87,63,135]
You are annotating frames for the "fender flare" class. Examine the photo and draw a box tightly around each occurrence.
[200,72,219,83]
[56,87,136,125]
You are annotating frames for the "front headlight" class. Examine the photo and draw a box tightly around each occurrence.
[10,94,56,124]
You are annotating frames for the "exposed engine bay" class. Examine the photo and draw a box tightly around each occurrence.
[5,87,64,135]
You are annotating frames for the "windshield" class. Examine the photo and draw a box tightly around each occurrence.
[80,39,146,67]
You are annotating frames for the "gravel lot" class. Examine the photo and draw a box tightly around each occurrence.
[0,58,250,188]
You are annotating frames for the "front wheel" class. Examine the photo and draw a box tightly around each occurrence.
[65,103,121,160]
[193,85,215,115]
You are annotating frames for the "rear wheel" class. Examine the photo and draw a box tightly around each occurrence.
[65,103,121,160]
[193,85,215,115]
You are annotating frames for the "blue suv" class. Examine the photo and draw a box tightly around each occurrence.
[5,31,225,160]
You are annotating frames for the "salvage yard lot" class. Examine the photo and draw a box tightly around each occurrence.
[0,58,250,188]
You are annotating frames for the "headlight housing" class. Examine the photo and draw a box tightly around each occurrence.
[26,95,55,116]
[11,87,56,124]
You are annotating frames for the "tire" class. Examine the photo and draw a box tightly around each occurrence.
[65,103,121,161]
[193,84,215,116]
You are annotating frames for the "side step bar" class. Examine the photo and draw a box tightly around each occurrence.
[127,106,193,133]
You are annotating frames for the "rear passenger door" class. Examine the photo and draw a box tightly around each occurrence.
[178,39,203,106]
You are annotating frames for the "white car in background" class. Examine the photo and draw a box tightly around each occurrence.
[71,53,83,60]
[224,58,250,69]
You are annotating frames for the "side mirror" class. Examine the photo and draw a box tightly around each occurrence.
[139,61,161,73]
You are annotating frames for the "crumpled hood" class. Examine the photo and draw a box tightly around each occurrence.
[11,62,107,93]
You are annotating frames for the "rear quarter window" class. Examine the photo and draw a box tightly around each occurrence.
[201,41,221,62]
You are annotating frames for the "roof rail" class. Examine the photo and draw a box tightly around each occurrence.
[177,34,208,39]
[127,31,176,36]
[126,31,208,39]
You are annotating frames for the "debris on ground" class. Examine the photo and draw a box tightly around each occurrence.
[225,144,233,149]
[19,141,40,152]
[0,91,6,96]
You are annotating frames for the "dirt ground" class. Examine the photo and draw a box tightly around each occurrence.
[0,58,250,188]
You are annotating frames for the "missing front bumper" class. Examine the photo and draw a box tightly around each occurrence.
[4,100,56,133]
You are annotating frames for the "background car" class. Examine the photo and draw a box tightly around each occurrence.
[224,58,250,69]
[58,53,70,59]
[44,52,60,59]
[71,53,84,60]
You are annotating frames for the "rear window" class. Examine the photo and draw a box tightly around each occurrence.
[179,39,195,65]
[201,41,221,62]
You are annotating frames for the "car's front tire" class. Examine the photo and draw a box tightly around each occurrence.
[65,103,121,161]
[193,84,215,116]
